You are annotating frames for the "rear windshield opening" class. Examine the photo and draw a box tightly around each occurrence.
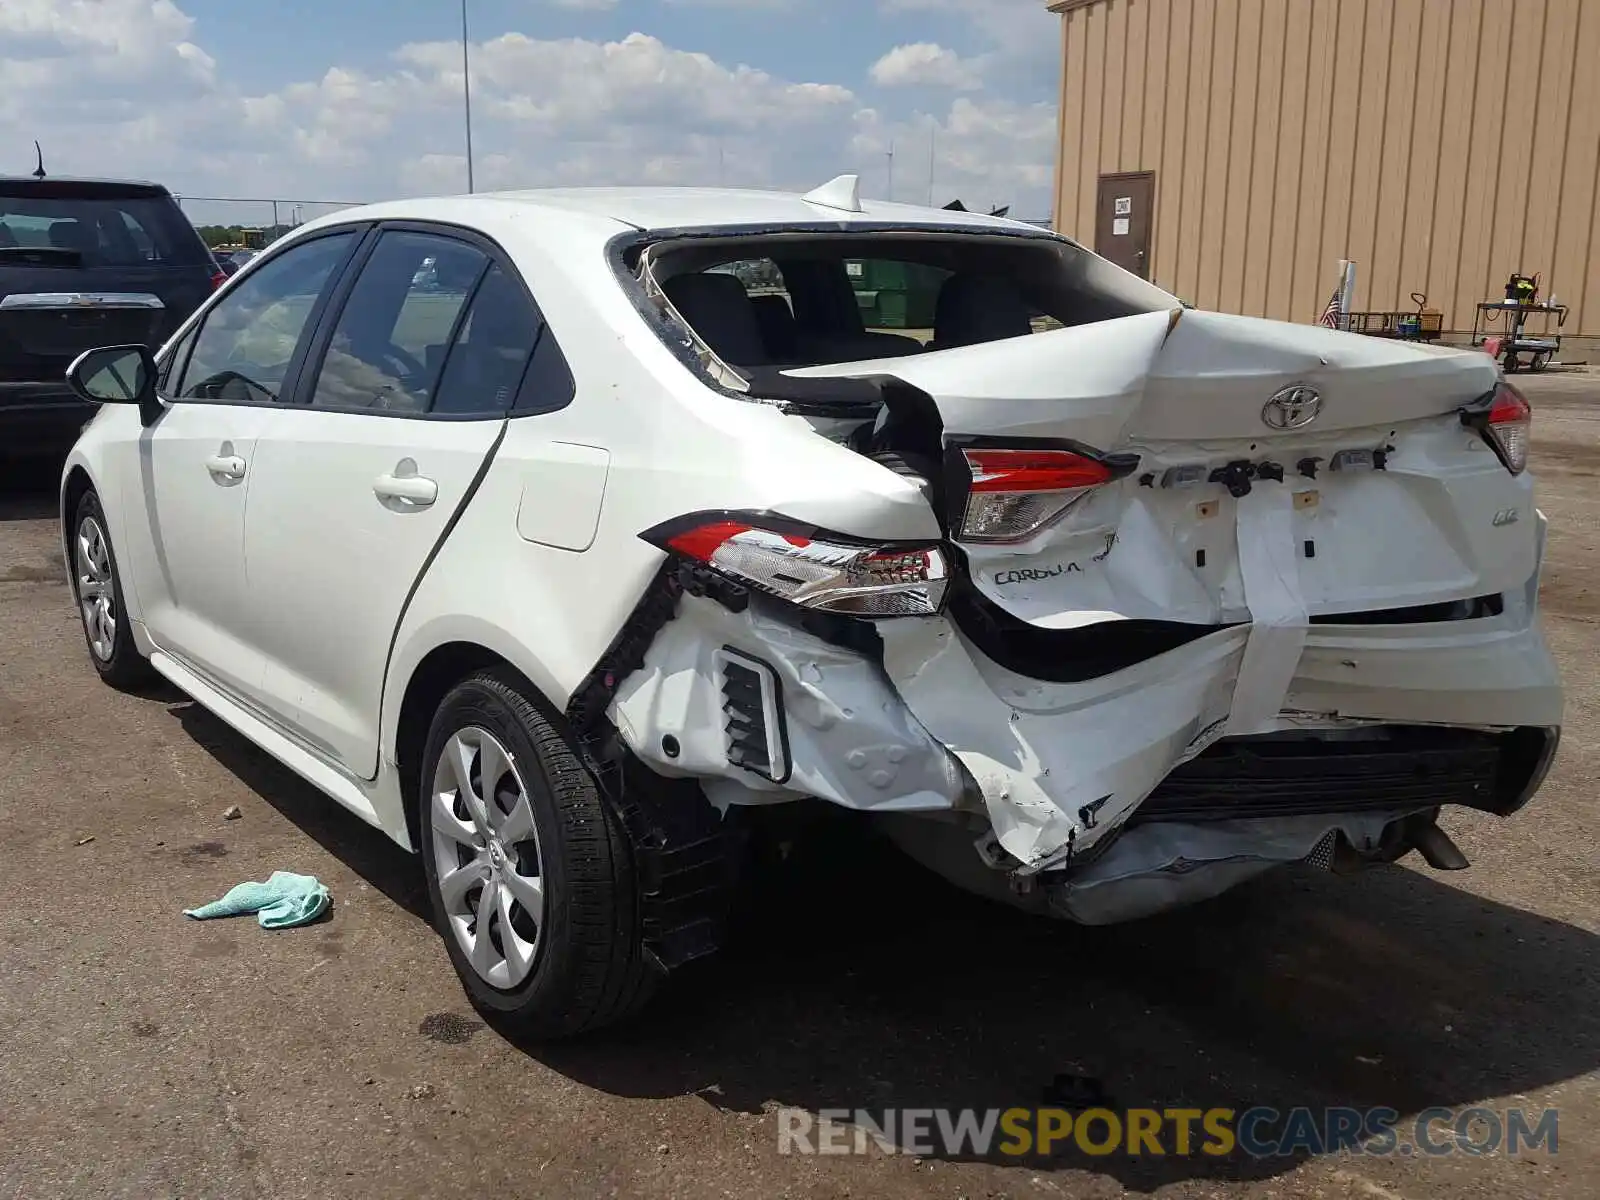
[0,190,206,268]
[627,230,1174,399]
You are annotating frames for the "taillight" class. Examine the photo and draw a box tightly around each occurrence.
[955,445,1136,543]
[1461,382,1531,475]
[642,513,948,617]
[209,269,227,291]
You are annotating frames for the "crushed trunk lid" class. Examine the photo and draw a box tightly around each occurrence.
[791,310,1541,871]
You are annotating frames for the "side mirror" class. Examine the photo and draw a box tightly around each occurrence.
[66,344,162,427]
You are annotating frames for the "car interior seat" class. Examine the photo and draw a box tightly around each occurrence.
[48,219,95,255]
[929,273,1035,351]
[661,272,768,367]
[750,294,799,362]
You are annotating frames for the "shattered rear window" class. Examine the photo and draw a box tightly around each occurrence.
[631,229,1169,394]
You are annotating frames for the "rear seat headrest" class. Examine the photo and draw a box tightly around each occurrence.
[661,272,767,367]
[750,293,798,360]
[934,273,1035,349]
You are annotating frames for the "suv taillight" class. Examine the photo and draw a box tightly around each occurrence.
[642,513,948,617]
[1461,382,1531,475]
[954,445,1139,543]
[209,269,227,291]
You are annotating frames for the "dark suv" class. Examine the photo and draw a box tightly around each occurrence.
[1,176,220,457]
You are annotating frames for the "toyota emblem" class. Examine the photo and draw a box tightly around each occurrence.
[1262,385,1323,430]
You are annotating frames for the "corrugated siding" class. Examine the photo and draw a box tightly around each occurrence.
[1054,0,1600,336]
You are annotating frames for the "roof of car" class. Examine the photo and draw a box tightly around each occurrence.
[481,186,1052,234]
[0,175,171,197]
[304,185,1064,241]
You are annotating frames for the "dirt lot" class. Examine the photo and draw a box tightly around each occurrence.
[3,375,1599,1199]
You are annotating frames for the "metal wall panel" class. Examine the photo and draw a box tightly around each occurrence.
[1054,0,1600,336]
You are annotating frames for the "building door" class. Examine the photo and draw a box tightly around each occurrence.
[1095,172,1155,279]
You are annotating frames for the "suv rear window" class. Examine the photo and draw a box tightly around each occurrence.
[0,188,207,267]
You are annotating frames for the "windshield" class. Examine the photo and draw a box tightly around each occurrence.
[0,193,207,267]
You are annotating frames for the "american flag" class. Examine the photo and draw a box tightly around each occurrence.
[1317,288,1343,329]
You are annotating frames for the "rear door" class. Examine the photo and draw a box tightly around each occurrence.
[118,227,362,698]
[240,225,539,776]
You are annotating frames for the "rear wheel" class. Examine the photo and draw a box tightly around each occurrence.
[419,669,657,1038]
[71,490,154,690]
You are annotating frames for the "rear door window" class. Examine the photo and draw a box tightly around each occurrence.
[0,194,207,266]
[432,264,542,416]
[305,230,487,415]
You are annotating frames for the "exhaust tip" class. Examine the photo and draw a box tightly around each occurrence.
[1413,822,1471,871]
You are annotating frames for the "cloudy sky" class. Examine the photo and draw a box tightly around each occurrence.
[0,0,1062,228]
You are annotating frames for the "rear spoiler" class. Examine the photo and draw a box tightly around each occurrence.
[0,178,171,201]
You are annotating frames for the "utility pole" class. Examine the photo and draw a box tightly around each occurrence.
[460,0,476,193]
[927,126,936,206]
[886,141,895,202]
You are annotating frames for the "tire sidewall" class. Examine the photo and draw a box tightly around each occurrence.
[418,680,608,1019]
[71,490,140,682]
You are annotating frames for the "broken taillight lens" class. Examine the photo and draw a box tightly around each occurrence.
[957,447,1128,543]
[1462,382,1531,475]
[643,514,949,617]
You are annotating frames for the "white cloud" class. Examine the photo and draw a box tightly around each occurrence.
[0,3,1056,222]
[869,43,981,90]
[851,96,1056,208]
[879,0,1057,83]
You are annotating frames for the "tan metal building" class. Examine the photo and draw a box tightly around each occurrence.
[1047,0,1600,343]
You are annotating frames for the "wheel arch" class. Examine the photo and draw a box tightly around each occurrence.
[59,462,97,573]
[385,618,575,852]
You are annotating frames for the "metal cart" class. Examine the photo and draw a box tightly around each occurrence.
[1338,293,1443,342]
[1472,300,1568,373]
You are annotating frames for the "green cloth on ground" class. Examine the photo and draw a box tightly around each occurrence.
[183,871,331,929]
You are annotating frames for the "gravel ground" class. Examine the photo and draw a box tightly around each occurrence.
[2,372,1598,1199]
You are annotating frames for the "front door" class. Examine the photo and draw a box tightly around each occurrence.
[123,229,360,698]
[1095,172,1155,280]
[241,228,541,776]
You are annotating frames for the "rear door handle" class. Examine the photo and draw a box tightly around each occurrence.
[373,472,438,507]
[204,454,246,480]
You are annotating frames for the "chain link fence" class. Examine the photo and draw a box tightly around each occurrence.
[171,195,363,252]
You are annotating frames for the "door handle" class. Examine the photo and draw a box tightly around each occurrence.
[204,454,247,480]
[373,472,438,507]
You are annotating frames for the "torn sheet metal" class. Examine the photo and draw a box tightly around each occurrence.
[789,307,1498,444]
[1044,811,1405,925]
[877,619,1247,874]
[609,594,970,814]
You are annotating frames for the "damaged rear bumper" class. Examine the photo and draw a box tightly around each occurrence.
[601,534,1560,913]
[875,581,1560,874]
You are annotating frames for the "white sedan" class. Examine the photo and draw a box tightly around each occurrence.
[59,177,1562,1036]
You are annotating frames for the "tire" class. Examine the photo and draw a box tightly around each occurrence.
[418,669,657,1039]
[70,489,155,691]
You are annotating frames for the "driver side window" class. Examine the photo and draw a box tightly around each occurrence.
[174,231,355,404]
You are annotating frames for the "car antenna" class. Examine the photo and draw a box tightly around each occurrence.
[31,140,45,179]
[801,173,863,213]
